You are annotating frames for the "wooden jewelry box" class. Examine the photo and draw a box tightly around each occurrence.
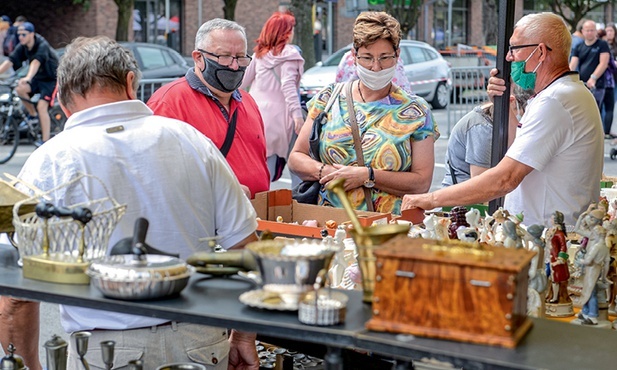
[366,235,535,348]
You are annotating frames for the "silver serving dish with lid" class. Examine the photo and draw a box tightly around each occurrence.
[87,254,194,300]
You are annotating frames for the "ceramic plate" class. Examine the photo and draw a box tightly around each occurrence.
[239,289,298,311]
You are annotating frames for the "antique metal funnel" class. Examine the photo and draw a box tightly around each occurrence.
[325,178,410,303]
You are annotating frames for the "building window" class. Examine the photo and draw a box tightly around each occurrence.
[434,0,468,49]
[134,0,182,53]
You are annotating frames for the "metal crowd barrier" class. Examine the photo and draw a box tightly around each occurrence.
[444,66,493,137]
[136,78,177,102]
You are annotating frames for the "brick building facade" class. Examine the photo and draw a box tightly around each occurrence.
[0,0,583,63]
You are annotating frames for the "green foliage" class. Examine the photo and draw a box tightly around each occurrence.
[70,0,91,11]
[533,0,616,31]
[383,0,424,37]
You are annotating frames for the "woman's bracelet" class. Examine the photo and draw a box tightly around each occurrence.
[318,163,326,180]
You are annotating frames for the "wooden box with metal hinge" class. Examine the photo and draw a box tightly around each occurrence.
[366,235,535,348]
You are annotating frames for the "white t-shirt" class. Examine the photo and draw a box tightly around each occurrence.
[18,100,257,332]
[504,73,603,226]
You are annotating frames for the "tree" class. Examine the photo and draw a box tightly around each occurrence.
[534,0,615,31]
[383,0,423,38]
[223,0,238,21]
[290,0,316,68]
[70,0,134,41]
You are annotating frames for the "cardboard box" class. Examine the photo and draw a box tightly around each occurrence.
[0,181,36,233]
[251,189,391,238]
[367,235,535,348]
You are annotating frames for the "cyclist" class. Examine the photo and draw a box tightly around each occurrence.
[0,21,58,147]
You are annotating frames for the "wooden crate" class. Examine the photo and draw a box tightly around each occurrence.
[366,235,535,348]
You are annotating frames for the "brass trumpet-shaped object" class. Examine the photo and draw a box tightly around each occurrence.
[325,178,410,303]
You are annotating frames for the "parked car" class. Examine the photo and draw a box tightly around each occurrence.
[300,40,452,109]
[56,42,190,101]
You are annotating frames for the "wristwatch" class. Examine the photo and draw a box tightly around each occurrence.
[364,165,375,188]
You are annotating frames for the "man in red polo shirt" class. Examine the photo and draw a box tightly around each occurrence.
[148,18,269,198]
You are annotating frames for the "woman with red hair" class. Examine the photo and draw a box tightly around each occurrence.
[241,11,305,184]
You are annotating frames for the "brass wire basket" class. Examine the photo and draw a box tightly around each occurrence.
[12,173,127,284]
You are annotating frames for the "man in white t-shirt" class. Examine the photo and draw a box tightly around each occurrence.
[402,12,603,227]
[0,36,259,370]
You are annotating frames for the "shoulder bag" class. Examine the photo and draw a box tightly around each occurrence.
[344,82,375,212]
[292,83,344,204]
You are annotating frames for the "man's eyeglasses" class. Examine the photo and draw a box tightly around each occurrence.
[17,33,29,37]
[355,54,397,68]
[198,49,252,67]
[508,43,552,58]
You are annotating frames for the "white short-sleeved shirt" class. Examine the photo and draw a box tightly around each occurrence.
[17,100,257,332]
[504,73,603,226]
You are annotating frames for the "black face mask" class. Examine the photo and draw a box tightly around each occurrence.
[200,56,246,93]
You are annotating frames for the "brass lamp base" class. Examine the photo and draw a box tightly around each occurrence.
[22,255,90,284]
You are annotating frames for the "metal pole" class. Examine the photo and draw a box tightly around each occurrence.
[198,0,202,27]
[327,1,333,55]
[447,0,453,47]
[488,0,516,214]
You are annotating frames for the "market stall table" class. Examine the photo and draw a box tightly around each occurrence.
[0,244,616,369]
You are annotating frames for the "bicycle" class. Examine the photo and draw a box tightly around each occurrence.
[0,79,66,164]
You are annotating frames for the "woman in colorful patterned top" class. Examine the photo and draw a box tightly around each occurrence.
[288,11,439,214]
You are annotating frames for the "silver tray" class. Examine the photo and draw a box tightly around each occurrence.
[239,289,299,311]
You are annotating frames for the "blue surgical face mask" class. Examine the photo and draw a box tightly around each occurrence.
[510,46,541,91]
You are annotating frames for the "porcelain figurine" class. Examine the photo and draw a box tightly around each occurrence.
[545,211,574,317]
[604,219,617,314]
[525,224,547,317]
[479,212,494,244]
[575,203,605,252]
[575,225,611,326]
[421,213,451,241]
[490,207,510,246]
[465,208,481,231]
[608,199,617,221]
[503,220,524,249]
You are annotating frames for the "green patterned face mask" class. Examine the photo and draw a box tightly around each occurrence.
[510,46,541,91]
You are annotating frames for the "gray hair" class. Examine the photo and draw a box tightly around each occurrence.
[195,18,247,50]
[515,13,571,63]
[57,36,141,109]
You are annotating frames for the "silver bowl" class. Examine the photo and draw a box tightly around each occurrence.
[87,254,194,300]
[246,240,338,303]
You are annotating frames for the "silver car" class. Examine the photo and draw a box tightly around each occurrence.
[300,40,452,109]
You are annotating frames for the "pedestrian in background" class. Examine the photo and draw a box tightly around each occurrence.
[241,11,304,185]
[289,11,439,214]
[442,84,533,187]
[601,24,617,137]
[570,20,610,112]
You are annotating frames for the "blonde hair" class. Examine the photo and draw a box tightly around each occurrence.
[352,12,401,52]
[515,13,571,63]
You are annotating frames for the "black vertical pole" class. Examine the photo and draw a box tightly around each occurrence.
[488,0,517,214]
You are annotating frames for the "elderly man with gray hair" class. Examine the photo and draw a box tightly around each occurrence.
[148,18,270,199]
[0,36,259,370]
